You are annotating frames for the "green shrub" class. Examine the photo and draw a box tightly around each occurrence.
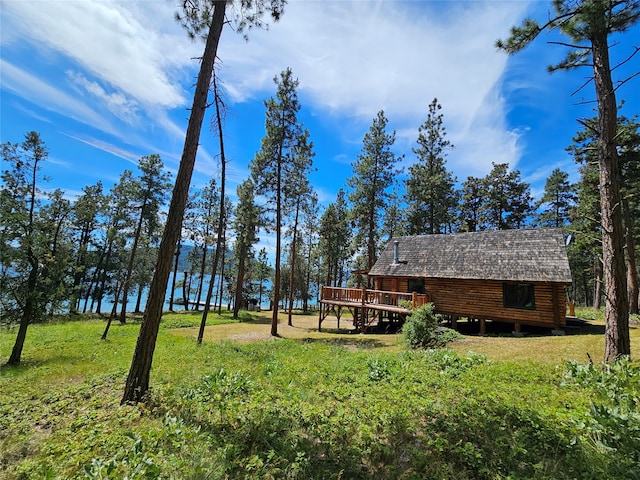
[562,356,640,477]
[401,303,461,349]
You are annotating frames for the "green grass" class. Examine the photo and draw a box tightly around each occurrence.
[1,310,639,479]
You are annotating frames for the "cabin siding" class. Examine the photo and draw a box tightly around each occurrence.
[373,275,566,327]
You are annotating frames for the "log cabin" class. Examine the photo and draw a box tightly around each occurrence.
[318,228,572,334]
[369,228,572,333]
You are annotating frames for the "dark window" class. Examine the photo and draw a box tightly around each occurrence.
[408,278,425,294]
[503,283,535,310]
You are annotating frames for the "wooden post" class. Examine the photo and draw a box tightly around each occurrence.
[452,315,458,330]
[361,288,367,332]
[479,318,486,335]
[513,322,522,337]
[318,286,324,331]
[412,291,417,310]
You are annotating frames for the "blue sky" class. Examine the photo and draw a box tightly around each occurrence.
[2,0,639,231]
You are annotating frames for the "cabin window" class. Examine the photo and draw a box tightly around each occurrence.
[408,278,425,294]
[503,283,535,310]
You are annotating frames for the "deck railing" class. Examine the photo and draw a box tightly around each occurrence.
[320,286,429,310]
[321,286,364,303]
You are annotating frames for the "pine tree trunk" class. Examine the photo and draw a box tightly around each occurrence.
[169,242,181,312]
[102,281,123,340]
[270,113,285,337]
[82,247,106,314]
[182,271,189,310]
[623,198,639,314]
[272,200,281,335]
[195,245,208,311]
[217,240,226,316]
[121,1,226,404]
[70,228,90,314]
[592,30,630,361]
[233,254,246,319]
[304,240,312,313]
[120,208,145,324]
[583,273,590,307]
[593,257,602,310]
[198,73,227,341]
[6,259,38,365]
[134,284,143,313]
[287,201,300,326]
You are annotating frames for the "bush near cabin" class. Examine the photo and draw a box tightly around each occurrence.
[402,302,461,348]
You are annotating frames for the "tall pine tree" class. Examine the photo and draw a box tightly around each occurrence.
[232,178,260,318]
[250,68,310,336]
[497,0,639,361]
[2,132,49,365]
[405,98,456,235]
[122,0,285,404]
[347,110,402,278]
[535,168,576,228]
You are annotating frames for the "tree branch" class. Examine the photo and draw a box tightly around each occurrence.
[577,118,599,135]
[614,70,640,92]
[547,40,588,49]
[570,75,595,98]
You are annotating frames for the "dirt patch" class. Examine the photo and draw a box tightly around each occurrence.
[226,331,275,343]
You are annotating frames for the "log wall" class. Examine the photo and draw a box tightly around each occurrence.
[374,276,566,328]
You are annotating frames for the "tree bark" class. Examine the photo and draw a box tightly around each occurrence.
[269,109,286,337]
[272,168,281,335]
[6,258,37,365]
[70,226,90,314]
[121,1,226,404]
[623,197,639,314]
[287,201,301,325]
[102,281,123,340]
[593,257,602,310]
[233,253,246,319]
[303,232,312,313]
[217,238,226,315]
[592,30,630,361]
[199,73,227,341]
[169,242,181,312]
[120,201,147,324]
[182,271,189,309]
[134,284,143,314]
[195,245,208,311]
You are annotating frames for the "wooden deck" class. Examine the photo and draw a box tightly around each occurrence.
[318,286,429,332]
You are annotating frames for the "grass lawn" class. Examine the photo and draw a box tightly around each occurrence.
[1,307,638,479]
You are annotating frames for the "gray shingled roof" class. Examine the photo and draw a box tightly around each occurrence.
[368,229,572,283]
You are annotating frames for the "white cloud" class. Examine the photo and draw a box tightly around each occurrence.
[217,0,532,175]
[65,133,140,164]
[2,0,190,108]
[67,70,141,124]
[2,0,539,193]
[0,58,115,134]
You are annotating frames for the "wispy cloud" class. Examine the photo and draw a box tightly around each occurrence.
[67,71,141,125]
[217,0,532,175]
[1,59,115,134]
[2,0,189,108]
[64,133,140,165]
[2,0,538,192]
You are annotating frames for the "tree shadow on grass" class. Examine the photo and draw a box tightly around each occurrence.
[297,337,388,350]
[449,317,606,337]
[1,354,91,373]
[243,315,274,325]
